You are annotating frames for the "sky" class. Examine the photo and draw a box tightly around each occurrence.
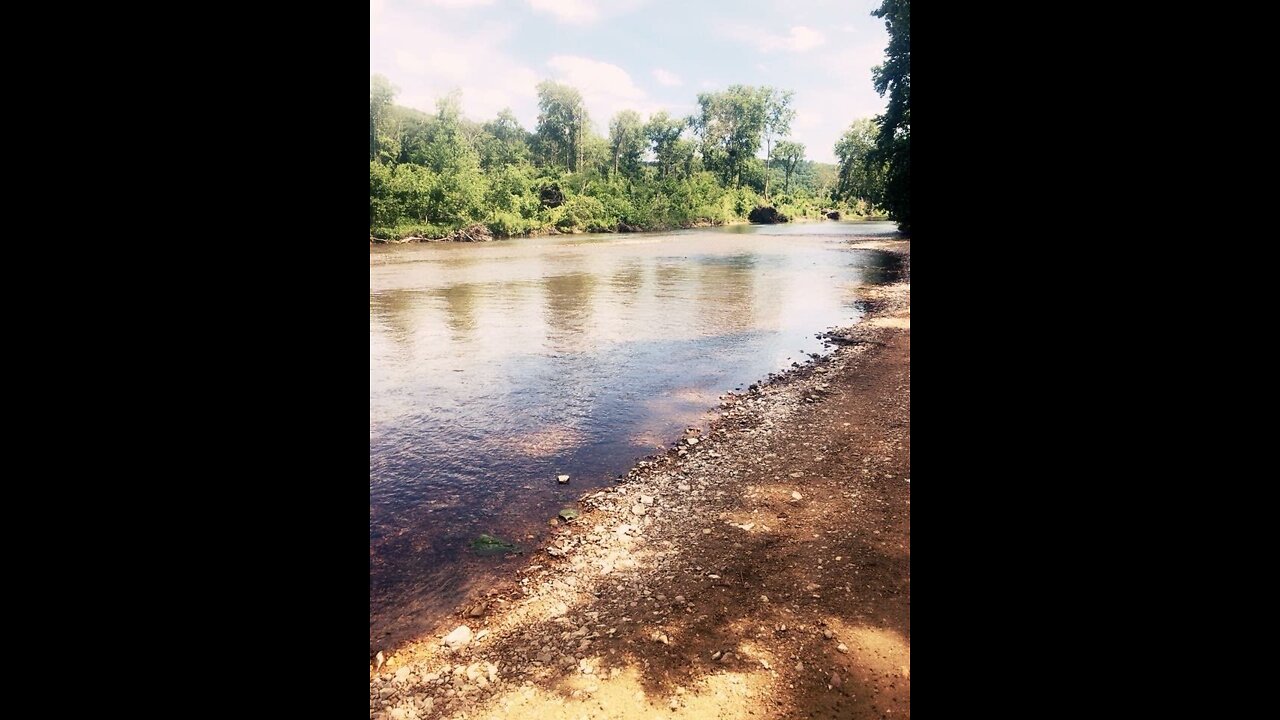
[370,0,889,164]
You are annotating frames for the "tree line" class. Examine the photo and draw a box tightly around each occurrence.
[369,79,886,241]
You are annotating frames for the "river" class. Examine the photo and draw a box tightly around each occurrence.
[369,220,902,652]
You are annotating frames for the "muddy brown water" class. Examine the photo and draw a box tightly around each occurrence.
[369,221,901,652]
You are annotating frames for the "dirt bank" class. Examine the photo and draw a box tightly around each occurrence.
[370,239,910,719]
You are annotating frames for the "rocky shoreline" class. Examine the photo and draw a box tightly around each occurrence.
[370,238,910,719]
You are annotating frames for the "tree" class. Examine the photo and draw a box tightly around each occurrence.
[478,108,531,170]
[760,88,795,201]
[772,141,805,193]
[608,110,646,179]
[645,111,687,179]
[871,0,910,232]
[694,85,767,188]
[834,120,885,211]
[370,75,399,162]
[535,81,590,172]
[422,91,484,224]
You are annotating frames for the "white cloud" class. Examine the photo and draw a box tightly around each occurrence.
[372,14,540,128]
[424,0,494,6]
[528,0,599,24]
[652,68,682,87]
[728,24,827,53]
[547,55,662,128]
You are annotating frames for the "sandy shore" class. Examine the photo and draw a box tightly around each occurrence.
[370,239,910,719]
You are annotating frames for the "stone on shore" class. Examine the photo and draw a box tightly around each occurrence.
[443,625,473,650]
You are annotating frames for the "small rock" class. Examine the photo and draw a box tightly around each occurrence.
[831,672,842,688]
[640,495,654,506]
[378,687,395,699]
[389,708,407,720]
[795,661,804,672]
[394,667,411,683]
[677,483,691,491]
[823,629,835,639]
[791,491,803,501]
[421,698,433,713]
[631,504,646,516]
[557,474,570,484]
[443,625,473,650]
[375,651,385,672]
[837,643,849,653]
[686,437,699,445]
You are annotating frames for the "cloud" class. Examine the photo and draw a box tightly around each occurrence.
[547,55,661,127]
[652,68,682,87]
[528,0,599,24]
[424,0,494,6]
[727,24,827,53]
[372,13,540,128]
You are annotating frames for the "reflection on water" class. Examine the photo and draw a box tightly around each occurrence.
[369,221,902,652]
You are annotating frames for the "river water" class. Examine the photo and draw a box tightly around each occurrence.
[369,220,901,651]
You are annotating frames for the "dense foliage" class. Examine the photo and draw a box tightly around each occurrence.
[870,0,910,233]
[369,76,866,241]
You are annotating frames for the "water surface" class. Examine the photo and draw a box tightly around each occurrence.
[369,220,901,651]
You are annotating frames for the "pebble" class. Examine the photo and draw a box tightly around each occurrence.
[687,437,699,445]
[837,643,849,653]
[791,491,803,500]
[831,672,842,688]
[557,474,570,484]
[631,504,646,516]
[374,651,385,672]
[640,495,655,506]
[443,625,473,650]
[394,667,410,683]
[823,629,835,639]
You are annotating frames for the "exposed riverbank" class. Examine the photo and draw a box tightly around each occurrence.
[369,238,910,719]
[369,214,887,244]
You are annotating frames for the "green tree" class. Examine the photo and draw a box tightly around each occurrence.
[422,92,485,224]
[370,75,399,162]
[477,108,531,170]
[608,110,646,179]
[694,85,767,188]
[871,0,910,232]
[535,81,590,172]
[645,112,689,179]
[760,88,795,201]
[834,120,885,211]
[772,141,805,193]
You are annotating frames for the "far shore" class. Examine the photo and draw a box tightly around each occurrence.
[369,214,890,245]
